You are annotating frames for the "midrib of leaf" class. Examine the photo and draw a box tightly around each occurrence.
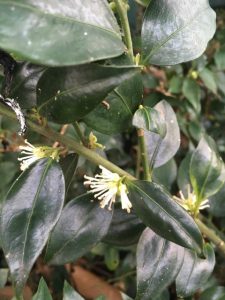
[21,159,52,271]
[46,203,94,263]
[140,238,166,295]
[143,6,209,64]
[182,251,197,296]
[37,68,137,112]
[130,181,200,250]
[0,1,120,38]
[113,90,133,116]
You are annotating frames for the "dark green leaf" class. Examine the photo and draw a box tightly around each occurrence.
[32,278,53,300]
[142,0,216,65]
[60,153,78,197]
[190,135,225,201]
[103,208,145,246]
[84,73,143,134]
[176,244,215,297]
[0,0,124,66]
[145,100,180,168]
[0,159,65,295]
[10,63,45,109]
[182,78,201,113]
[37,64,139,123]
[136,228,184,299]
[0,161,17,190]
[132,105,166,137]
[127,180,203,251]
[45,194,113,265]
[63,281,84,300]
[199,68,217,94]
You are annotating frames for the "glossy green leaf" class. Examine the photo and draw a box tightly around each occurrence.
[63,281,84,300]
[60,153,78,197]
[83,73,143,134]
[199,68,217,94]
[37,64,139,124]
[132,105,166,138]
[182,78,201,113]
[9,62,45,109]
[176,244,215,297]
[215,45,225,70]
[190,135,225,201]
[208,182,225,217]
[145,100,180,168]
[142,0,216,65]
[126,180,203,251]
[103,208,145,246]
[136,228,184,299]
[32,278,53,300]
[0,159,65,295]
[45,194,113,265]
[0,0,125,66]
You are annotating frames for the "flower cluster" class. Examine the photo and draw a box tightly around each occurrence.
[84,166,132,213]
[18,140,59,171]
[173,185,209,214]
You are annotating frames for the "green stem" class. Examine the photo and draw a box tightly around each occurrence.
[73,121,87,146]
[0,103,135,180]
[137,128,151,181]
[114,0,134,59]
[196,219,225,258]
[2,103,225,257]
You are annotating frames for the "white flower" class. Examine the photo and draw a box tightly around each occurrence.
[173,185,209,213]
[18,139,59,171]
[84,165,132,213]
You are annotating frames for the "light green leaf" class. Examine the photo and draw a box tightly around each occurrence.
[145,100,180,168]
[199,68,217,94]
[32,278,53,300]
[190,135,225,201]
[132,105,166,137]
[63,281,84,300]
[182,78,201,113]
[0,0,125,66]
[142,0,216,65]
